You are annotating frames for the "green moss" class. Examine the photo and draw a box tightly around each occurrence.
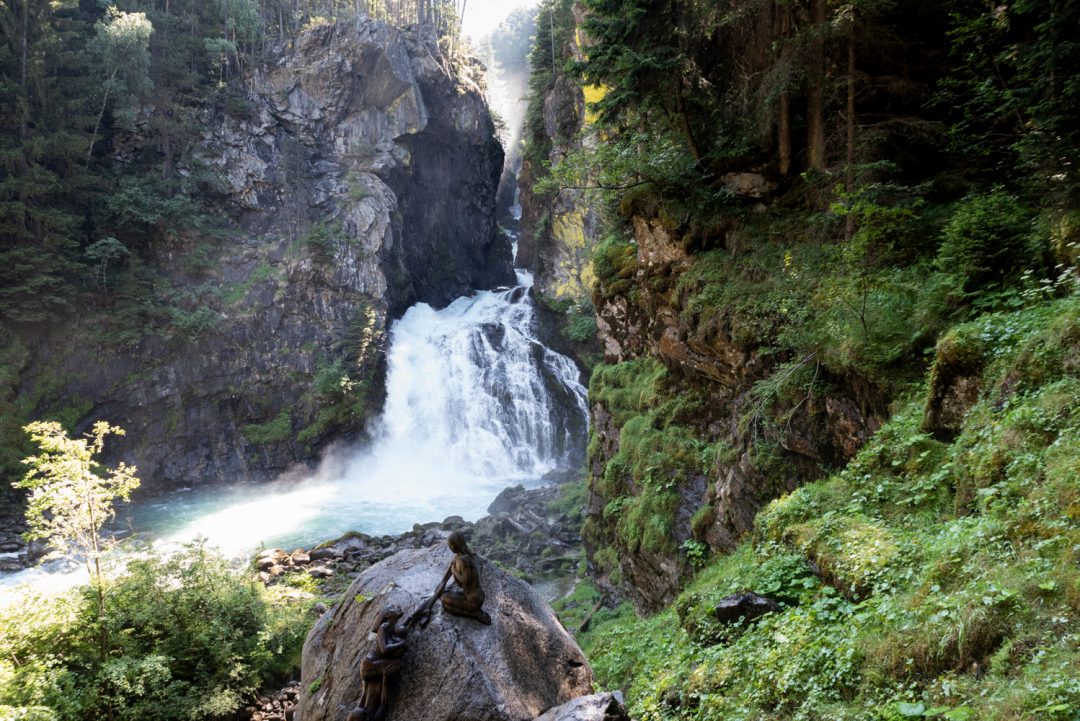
[240,410,292,445]
[588,359,726,558]
[581,293,1080,721]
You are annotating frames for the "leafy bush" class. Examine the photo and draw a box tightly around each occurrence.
[0,541,309,721]
[565,300,598,343]
[168,305,218,340]
[935,191,1039,299]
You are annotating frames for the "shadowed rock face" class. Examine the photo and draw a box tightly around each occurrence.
[16,19,513,494]
[297,545,593,721]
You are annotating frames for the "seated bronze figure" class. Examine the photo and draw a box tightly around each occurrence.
[408,531,492,627]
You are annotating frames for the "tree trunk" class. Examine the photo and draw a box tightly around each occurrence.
[86,71,117,169]
[20,0,28,139]
[807,0,827,170]
[777,1,792,176]
[845,5,856,240]
[675,81,703,163]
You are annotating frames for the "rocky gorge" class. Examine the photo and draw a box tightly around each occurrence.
[11,17,512,500]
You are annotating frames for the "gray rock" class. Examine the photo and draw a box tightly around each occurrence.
[532,692,629,721]
[713,592,782,625]
[296,545,593,721]
[14,17,513,498]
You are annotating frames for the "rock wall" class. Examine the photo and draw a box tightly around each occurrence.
[518,3,603,303]
[584,206,887,610]
[17,19,512,494]
[517,7,886,611]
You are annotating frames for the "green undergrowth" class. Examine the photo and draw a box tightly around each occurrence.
[587,359,724,557]
[580,293,1080,721]
[0,540,311,721]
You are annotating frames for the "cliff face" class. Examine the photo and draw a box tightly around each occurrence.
[517,3,602,303]
[517,9,885,611]
[18,19,512,493]
[585,208,886,611]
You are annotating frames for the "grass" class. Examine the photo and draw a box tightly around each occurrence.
[578,292,1080,721]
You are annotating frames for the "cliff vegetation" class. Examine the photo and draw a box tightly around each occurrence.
[519,0,1080,717]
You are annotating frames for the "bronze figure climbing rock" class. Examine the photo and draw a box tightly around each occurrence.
[346,606,408,721]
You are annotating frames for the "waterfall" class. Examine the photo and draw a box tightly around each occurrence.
[2,262,588,600]
[325,269,589,532]
[371,269,586,483]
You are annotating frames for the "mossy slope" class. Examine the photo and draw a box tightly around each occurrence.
[578,294,1080,721]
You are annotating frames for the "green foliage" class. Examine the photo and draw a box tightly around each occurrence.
[0,541,310,721]
[302,220,343,263]
[241,410,292,445]
[296,305,379,446]
[581,292,1080,721]
[589,359,722,556]
[591,234,638,299]
[84,238,131,292]
[521,0,576,174]
[17,421,140,579]
[488,7,536,75]
[935,191,1041,301]
[940,0,1080,201]
[167,305,218,340]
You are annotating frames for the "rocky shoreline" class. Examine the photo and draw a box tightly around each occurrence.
[252,482,584,599]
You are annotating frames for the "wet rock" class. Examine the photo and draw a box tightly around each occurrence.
[714,592,782,625]
[296,545,593,721]
[488,484,528,515]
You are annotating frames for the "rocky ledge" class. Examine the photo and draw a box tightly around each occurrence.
[253,483,583,596]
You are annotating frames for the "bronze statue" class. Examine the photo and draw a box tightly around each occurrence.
[346,606,408,721]
[409,531,492,627]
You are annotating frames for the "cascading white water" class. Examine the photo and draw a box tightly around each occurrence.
[371,269,585,483]
[1,263,588,596]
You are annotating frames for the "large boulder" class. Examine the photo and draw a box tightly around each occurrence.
[297,545,593,721]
